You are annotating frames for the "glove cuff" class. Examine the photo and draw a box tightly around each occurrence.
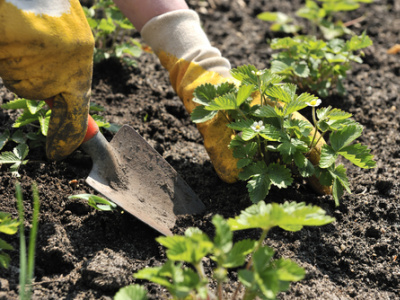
[141,9,231,77]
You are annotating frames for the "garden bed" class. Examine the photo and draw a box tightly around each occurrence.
[0,0,399,299]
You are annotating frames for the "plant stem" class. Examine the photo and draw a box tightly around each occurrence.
[15,183,26,300]
[308,107,319,150]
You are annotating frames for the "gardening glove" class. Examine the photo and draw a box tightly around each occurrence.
[141,10,331,194]
[0,0,94,161]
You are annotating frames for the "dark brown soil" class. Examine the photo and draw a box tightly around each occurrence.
[1,0,400,299]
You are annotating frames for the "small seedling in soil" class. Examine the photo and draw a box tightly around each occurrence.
[0,98,120,176]
[83,0,142,65]
[68,194,117,211]
[131,201,334,300]
[191,65,376,206]
[270,32,372,97]
[257,0,373,96]
[0,210,19,269]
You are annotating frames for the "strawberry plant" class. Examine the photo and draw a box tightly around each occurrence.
[0,211,19,269]
[270,32,372,97]
[191,65,376,206]
[0,98,120,176]
[131,201,334,299]
[257,0,373,96]
[258,0,373,39]
[83,0,142,65]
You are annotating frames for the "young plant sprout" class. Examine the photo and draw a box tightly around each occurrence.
[191,65,376,206]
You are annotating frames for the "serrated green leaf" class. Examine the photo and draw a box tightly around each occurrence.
[38,110,51,136]
[319,145,338,168]
[266,85,292,103]
[212,215,232,253]
[276,258,305,282]
[228,201,334,232]
[0,253,11,268]
[332,177,344,206]
[259,124,282,141]
[26,100,45,115]
[294,152,315,177]
[230,65,259,86]
[206,93,237,111]
[1,98,28,110]
[293,62,310,77]
[11,130,27,144]
[251,105,281,119]
[0,239,13,251]
[345,31,373,51]
[237,84,255,107]
[0,129,10,151]
[222,239,257,268]
[114,284,148,300]
[0,212,19,235]
[268,163,293,189]
[330,125,363,151]
[227,119,255,131]
[241,129,258,141]
[191,106,218,123]
[246,174,272,203]
[157,228,213,264]
[338,143,376,169]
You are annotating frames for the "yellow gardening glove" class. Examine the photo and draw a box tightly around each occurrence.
[141,10,331,194]
[0,0,94,161]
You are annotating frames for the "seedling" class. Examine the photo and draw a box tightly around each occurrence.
[15,182,40,300]
[191,65,375,206]
[258,0,373,40]
[83,0,142,65]
[0,211,19,268]
[257,0,373,96]
[270,32,372,97]
[68,194,117,211]
[0,98,121,176]
[133,201,335,299]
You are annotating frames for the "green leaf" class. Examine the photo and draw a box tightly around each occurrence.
[330,125,363,151]
[339,143,376,169]
[276,258,305,282]
[237,84,255,107]
[212,215,232,253]
[11,130,27,144]
[1,98,28,109]
[114,285,148,300]
[0,129,10,151]
[26,100,45,115]
[319,145,338,168]
[246,174,272,203]
[329,164,351,194]
[0,253,11,268]
[293,152,315,177]
[228,201,335,232]
[222,239,257,268]
[293,62,310,77]
[266,85,292,103]
[68,194,117,211]
[230,65,259,86]
[134,260,203,299]
[191,106,218,123]
[345,31,373,51]
[38,110,51,136]
[0,212,19,235]
[157,228,213,265]
[227,119,255,132]
[251,105,281,119]
[206,93,237,111]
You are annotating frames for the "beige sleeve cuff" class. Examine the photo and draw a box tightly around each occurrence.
[140,9,231,77]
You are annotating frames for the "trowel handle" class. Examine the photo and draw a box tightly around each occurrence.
[44,98,99,143]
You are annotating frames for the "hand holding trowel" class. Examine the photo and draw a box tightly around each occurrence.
[45,99,205,236]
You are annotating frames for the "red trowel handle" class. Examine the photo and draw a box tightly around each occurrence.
[44,98,99,143]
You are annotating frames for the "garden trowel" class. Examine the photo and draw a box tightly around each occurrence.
[47,100,205,236]
[80,117,205,236]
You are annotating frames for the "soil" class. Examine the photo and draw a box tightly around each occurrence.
[1,0,399,299]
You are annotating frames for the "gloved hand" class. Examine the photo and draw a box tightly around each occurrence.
[141,10,331,194]
[0,0,94,160]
